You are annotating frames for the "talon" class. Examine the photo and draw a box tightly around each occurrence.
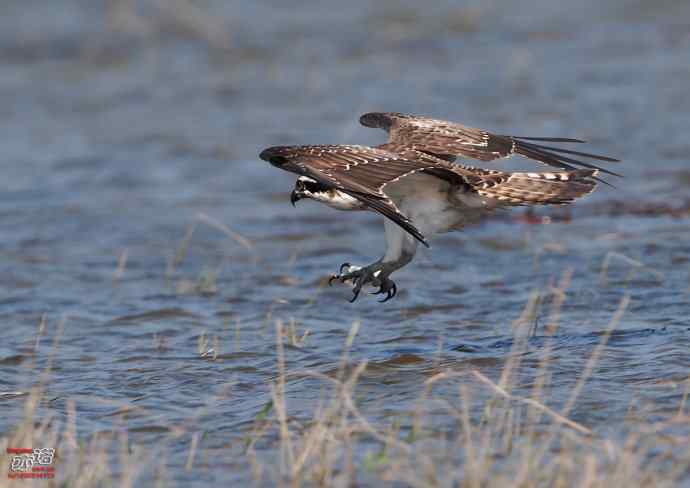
[378,282,397,303]
[330,262,396,302]
[350,275,366,302]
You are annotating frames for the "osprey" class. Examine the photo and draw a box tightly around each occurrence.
[260,112,620,302]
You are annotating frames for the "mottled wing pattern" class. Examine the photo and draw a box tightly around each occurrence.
[362,112,620,177]
[375,141,598,203]
[259,144,452,246]
[464,168,599,204]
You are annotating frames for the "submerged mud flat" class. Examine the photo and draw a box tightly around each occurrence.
[1,0,690,485]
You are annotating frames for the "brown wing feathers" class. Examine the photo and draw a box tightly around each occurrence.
[261,112,619,245]
[469,169,598,204]
[345,191,428,245]
[364,112,620,177]
[259,145,432,246]
[511,138,621,176]
[260,145,441,199]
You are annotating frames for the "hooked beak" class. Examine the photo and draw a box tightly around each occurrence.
[290,190,301,207]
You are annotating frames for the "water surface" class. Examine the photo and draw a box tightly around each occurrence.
[1,0,689,485]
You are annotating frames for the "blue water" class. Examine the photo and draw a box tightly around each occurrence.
[1,0,689,484]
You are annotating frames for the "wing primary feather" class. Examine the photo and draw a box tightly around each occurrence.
[595,177,616,188]
[515,141,620,162]
[516,143,622,177]
[512,136,587,143]
[345,191,430,247]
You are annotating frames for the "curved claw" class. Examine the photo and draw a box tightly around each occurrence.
[379,292,393,303]
[371,285,385,295]
[332,262,398,303]
[378,282,397,303]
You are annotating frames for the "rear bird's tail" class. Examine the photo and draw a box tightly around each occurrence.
[473,169,598,205]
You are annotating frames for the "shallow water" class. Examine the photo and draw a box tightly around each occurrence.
[1,0,689,484]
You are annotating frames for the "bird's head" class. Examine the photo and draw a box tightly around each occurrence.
[290,176,331,206]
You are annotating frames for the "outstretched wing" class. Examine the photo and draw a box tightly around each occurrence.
[464,168,599,205]
[260,144,454,246]
[359,112,621,177]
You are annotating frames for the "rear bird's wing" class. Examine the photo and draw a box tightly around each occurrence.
[359,112,621,179]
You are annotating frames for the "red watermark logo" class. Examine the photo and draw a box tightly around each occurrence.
[7,448,56,480]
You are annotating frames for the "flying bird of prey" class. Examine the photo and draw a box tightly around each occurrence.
[260,112,620,302]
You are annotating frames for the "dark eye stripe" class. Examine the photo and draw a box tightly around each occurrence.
[303,180,331,193]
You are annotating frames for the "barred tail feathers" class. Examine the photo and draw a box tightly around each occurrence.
[474,169,598,205]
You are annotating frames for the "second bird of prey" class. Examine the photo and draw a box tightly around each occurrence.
[260,112,620,302]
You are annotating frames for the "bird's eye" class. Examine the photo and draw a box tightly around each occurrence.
[296,180,305,191]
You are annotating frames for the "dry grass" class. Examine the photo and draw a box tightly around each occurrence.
[1,293,688,487]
